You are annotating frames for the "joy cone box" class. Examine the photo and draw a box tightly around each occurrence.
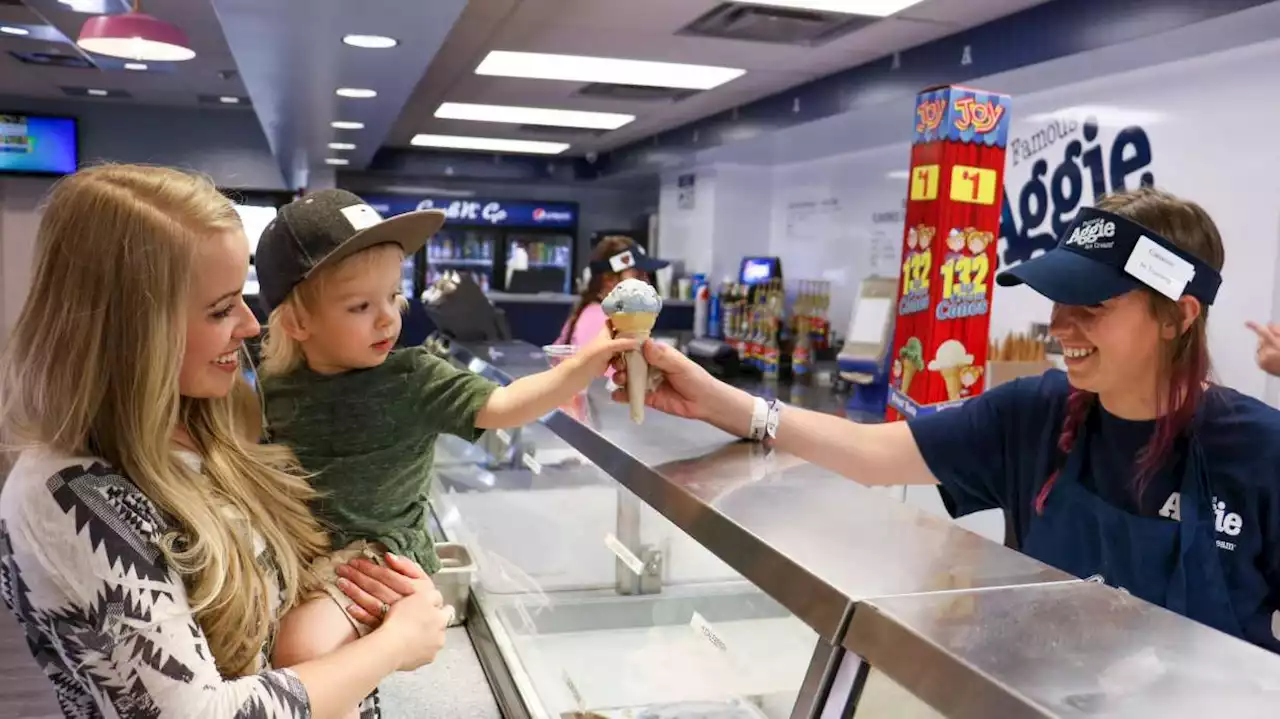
[887,85,1013,421]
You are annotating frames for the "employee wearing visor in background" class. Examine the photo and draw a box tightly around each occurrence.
[557,236,669,349]
[612,187,1280,653]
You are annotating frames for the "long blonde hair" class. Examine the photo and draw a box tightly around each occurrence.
[0,164,329,677]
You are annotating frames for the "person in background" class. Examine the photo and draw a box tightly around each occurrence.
[0,165,449,718]
[558,236,669,349]
[612,187,1280,655]
[1246,320,1280,377]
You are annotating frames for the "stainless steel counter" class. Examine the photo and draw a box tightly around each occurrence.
[434,338,1280,718]
[849,581,1280,718]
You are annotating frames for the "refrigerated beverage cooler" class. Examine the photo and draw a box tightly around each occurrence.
[361,194,578,295]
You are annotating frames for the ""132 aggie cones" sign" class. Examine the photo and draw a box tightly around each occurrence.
[887,85,1013,421]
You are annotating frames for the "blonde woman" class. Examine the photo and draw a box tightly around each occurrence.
[0,165,450,718]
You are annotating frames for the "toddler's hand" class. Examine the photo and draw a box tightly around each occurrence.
[571,325,639,377]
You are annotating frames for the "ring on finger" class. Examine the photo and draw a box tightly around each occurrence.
[380,602,391,618]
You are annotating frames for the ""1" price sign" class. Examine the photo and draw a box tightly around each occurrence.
[949,165,997,205]
[910,164,939,201]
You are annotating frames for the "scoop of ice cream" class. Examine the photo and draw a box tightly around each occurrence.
[899,337,924,368]
[928,339,974,371]
[603,278,662,315]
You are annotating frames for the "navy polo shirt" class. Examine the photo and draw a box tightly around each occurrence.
[909,370,1280,652]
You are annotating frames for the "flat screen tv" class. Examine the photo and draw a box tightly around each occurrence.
[0,113,79,176]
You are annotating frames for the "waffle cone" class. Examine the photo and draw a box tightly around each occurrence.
[941,367,963,400]
[610,312,658,334]
[901,364,918,395]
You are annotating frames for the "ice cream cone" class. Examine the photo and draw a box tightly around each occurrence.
[941,366,963,400]
[901,363,918,395]
[611,312,658,423]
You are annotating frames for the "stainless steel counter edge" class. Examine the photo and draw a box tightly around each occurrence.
[438,338,1280,717]
[437,340,1071,640]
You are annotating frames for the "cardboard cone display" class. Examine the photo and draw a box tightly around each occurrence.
[611,312,658,423]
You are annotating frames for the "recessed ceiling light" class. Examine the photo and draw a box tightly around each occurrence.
[331,121,365,130]
[325,158,350,166]
[474,50,745,91]
[87,88,109,96]
[410,133,570,155]
[328,142,356,150]
[342,34,398,49]
[743,0,924,14]
[435,102,635,131]
[0,26,30,36]
[219,96,241,104]
[123,62,148,70]
[336,87,377,99]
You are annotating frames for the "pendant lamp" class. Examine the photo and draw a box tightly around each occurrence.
[77,0,195,62]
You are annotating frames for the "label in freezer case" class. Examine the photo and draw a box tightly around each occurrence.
[603,533,646,576]
[689,611,729,653]
[562,669,586,713]
[521,453,543,474]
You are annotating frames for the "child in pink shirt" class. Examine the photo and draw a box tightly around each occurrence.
[557,237,669,369]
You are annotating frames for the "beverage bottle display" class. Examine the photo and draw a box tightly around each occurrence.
[692,274,709,339]
[708,279,725,339]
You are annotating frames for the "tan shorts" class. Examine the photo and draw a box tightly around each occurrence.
[307,540,388,637]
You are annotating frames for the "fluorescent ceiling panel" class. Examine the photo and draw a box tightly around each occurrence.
[474,50,745,91]
[744,0,924,15]
[410,133,570,155]
[435,102,635,130]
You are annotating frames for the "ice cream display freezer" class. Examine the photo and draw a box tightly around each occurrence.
[407,337,1280,719]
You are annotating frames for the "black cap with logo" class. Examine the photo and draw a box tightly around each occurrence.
[587,238,670,276]
[996,206,1221,306]
[254,189,446,312]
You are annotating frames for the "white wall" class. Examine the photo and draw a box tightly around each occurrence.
[657,164,773,283]
[657,38,1280,403]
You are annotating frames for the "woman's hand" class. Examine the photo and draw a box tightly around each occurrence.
[336,553,442,627]
[1247,321,1280,377]
[609,340,752,431]
[336,553,451,671]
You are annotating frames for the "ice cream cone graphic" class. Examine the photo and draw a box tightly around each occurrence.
[928,340,975,401]
[603,279,664,424]
[940,367,963,400]
[898,337,924,395]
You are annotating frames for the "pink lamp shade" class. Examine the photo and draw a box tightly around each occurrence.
[77,11,195,62]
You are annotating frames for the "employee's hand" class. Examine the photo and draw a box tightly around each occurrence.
[1247,321,1280,377]
[610,340,751,431]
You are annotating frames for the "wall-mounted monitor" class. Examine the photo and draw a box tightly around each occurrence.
[0,113,78,176]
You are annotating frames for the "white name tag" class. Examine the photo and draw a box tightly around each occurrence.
[1124,236,1194,301]
[339,203,383,231]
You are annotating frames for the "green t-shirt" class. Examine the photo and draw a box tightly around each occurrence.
[261,346,498,572]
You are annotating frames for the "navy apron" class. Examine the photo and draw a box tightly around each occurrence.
[1022,413,1243,638]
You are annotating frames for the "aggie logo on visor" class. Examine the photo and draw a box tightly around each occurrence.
[1064,216,1117,250]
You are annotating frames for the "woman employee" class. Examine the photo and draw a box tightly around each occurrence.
[557,236,669,347]
[612,187,1280,653]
